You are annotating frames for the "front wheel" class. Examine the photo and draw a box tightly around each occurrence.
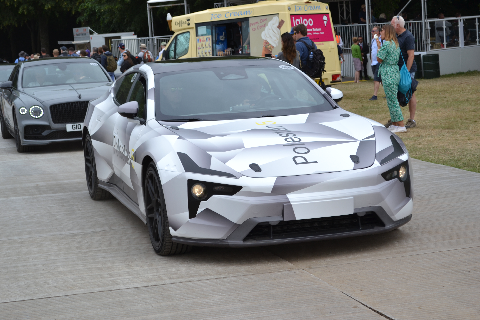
[14,115,31,152]
[144,162,191,256]
[0,113,12,139]
[84,133,112,200]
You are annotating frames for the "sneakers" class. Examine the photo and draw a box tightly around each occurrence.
[384,119,392,128]
[369,95,378,101]
[405,119,417,128]
[388,125,407,133]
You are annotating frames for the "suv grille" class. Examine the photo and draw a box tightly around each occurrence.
[244,212,385,241]
[50,102,89,124]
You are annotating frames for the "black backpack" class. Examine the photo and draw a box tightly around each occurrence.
[298,39,326,79]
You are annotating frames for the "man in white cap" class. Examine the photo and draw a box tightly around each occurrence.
[137,43,153,64]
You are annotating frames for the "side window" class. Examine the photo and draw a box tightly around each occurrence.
[9,66,20,89]
[166,38,175,60]
[114,73,136,105]
[129,76,146,120]
[176,32,190,58]
[165,32,190,60]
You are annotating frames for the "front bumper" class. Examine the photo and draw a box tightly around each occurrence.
[173,211,412,247]
[168,157,413,247]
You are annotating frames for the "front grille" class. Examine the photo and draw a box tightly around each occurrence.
[50,102,89,124]
[244,212,385,241]
[24,127,81,140]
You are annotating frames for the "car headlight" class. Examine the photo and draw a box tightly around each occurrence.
[382,162,409,182]
[398,164,408,182]
[19,107,28,115]
[29,106,44,119]
[188,180,243,218]
[191,183,207,200]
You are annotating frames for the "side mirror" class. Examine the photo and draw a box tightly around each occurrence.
[118,101,139,119]
[326,87,343,103]
[0,81,13,89]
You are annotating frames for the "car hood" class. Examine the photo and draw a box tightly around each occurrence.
[22,83,111,104]
[163,109,377,178]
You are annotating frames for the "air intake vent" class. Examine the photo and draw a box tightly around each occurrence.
[249,163,262,172]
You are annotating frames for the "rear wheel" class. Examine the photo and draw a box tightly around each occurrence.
[84,133,112,200]
[0,113,12,139]
[144,162,191,256]
[14,115,32,152]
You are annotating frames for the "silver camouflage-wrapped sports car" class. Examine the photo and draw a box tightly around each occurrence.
[0,58,112,152]
[83,57,413,256]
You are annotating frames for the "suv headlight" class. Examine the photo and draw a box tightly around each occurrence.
[19,107,28,115]
[29,106,44,119]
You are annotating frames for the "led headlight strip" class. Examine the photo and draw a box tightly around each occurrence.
[29,106,44,119]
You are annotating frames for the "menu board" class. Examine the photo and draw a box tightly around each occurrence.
[196,36,212,57]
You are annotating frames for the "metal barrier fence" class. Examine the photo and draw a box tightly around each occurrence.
[111,36,172,60]
[334,21,427,53]
[427,16,480,50]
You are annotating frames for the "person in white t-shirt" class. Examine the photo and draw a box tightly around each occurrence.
[369,26,382,101]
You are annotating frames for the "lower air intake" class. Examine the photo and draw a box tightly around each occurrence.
[244,212,384,241]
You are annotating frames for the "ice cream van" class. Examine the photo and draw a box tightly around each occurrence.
[161,0,342,85]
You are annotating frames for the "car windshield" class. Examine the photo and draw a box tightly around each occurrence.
[0,66,14,82]
[155,65,332,121]
[22,62,111,88]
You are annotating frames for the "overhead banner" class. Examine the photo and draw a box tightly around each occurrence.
[73,27,90,42]
[290,14,334,43]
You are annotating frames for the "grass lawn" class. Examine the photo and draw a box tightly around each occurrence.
[333,71,480,173]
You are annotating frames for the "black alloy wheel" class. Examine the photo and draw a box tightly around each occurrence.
[13,114,31,153]
[0,113,12,139]
[144,162,191,256]
[84,133,112,200]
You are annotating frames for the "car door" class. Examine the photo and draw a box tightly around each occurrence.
[3,65,21,129]
[112,72,147,202]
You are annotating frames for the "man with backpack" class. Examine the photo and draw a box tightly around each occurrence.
[101,45,117,81]
[291,24,326,86]
[90,47,102,63]
[137,43,153,64]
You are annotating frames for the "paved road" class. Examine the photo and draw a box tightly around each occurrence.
[1,135,479,319]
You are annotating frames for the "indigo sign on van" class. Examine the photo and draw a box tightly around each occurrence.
[210,10,254,20]
[290,14,334,42]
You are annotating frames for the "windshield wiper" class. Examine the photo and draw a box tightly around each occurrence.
[163,118,204,122]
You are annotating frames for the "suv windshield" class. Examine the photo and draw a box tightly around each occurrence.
[155,65,332,121]
[22,62,111,88]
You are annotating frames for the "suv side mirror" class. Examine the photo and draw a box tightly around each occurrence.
[118,101,139,119]
[0,81,13,89]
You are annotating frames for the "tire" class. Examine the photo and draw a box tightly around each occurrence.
[144,162,191,256]
[13,115,32,152]
[84,133,112,200]
[0,113,13,139]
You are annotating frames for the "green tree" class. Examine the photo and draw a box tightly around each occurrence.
[0,0,76,53]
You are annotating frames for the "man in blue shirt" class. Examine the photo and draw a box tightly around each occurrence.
[291,24,317,76]
[15,51,27,64]
[392,15,417,129]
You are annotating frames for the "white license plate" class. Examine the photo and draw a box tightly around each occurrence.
[66,123,83,132]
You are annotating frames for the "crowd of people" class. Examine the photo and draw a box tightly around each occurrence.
[1,42,165,81]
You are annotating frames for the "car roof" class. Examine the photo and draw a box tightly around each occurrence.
[148,57,290,74]
[21,57,100,67]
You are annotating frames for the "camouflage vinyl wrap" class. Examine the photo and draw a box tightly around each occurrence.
[83,62,413,246]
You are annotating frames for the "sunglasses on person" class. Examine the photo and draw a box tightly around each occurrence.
[122,54,127,57]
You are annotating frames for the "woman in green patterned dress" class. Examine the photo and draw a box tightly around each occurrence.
[376,25,406,133]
